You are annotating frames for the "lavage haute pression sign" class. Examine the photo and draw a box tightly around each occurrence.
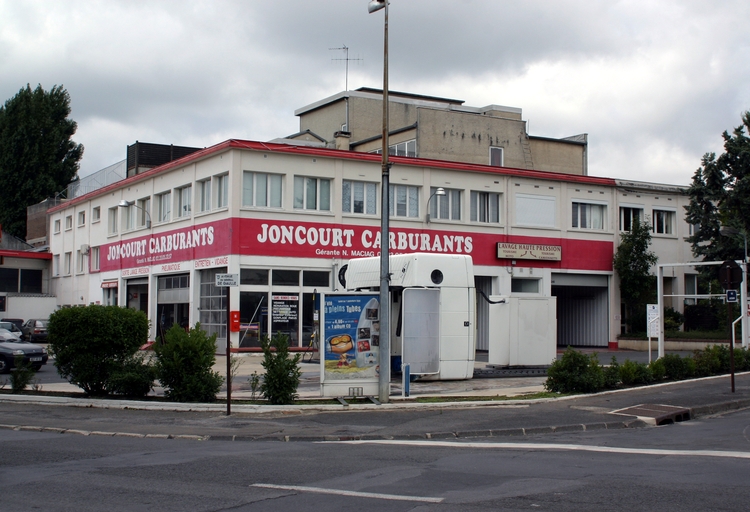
[98,218,614,273]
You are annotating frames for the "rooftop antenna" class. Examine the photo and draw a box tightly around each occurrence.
[330,45,362,132]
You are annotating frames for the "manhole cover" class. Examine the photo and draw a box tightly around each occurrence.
[611,404,690,426]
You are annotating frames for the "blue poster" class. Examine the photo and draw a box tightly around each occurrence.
[323,294,380,381]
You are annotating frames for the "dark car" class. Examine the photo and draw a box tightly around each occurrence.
[0,339,48,372]
[1,318,24,331]
[21,319,49,342]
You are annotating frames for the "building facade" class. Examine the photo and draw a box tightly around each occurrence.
[46,139,696,352]
[289,88,588,176]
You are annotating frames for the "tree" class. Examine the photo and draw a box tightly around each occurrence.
[685,112,750,268]
[0,84,83,238]
[613,219,658,331]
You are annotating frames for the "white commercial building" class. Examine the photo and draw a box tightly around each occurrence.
[47,137,696,353]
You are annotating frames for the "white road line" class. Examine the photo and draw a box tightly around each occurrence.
[251,483,444,503]
[326,440,750,460]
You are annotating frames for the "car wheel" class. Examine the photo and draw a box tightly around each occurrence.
[32,365,42,372]
[0,359,8,374]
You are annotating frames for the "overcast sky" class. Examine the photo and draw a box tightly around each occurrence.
[2,0,748,186]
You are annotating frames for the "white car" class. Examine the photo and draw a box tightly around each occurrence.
[0,328,21,341]
[0,322,23,340]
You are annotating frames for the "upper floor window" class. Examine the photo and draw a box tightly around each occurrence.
[76,250,85,274]
[294,176,331,211]
[619,206,643,231]
[65,215,73,230]
[653,209,675,235]
[471,191,500,223]
[389,184,419,218]
[373,139,417,157]
[429,187,461,221]
[53,255,60,277]
[91,247,100,272]
[107,207,118,234]
[53,219,61,234]
[137,197,151,228]
[157,191,171,223]
[92,206,101,223]
[177,185,192,218]
[64,252,72,275]
[215,174,229,209]
[77,211,85,227]
[197,178,211,212]
[572,202,606,230]
[515,193,556,228]
[342,180,377,215]
[243,171,282,208]
[124,203,136,231]
[490,146,504,167]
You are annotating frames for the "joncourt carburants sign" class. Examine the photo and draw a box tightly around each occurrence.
[99,217,611,272]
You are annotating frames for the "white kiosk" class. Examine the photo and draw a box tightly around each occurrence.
[344,253,476,380]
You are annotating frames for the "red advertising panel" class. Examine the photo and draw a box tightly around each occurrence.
[100,217,613,272]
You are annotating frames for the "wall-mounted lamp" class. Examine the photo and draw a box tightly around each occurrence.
[425,187,446,223]
[118,199,151,229]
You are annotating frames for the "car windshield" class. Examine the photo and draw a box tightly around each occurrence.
[0,322,19,332]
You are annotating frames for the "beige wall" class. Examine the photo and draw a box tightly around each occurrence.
[530,138,585,175]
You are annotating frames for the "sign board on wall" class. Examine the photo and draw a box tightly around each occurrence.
[320,293,380,398]
[497,243,562,261]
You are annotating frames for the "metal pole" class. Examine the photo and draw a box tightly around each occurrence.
[728,299,735,393]
[657,265,664,359]
[226,284,232,415]
[378,0,391,403]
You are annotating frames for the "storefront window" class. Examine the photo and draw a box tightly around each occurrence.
[241,269,269,285]
[199,268,227,346]
[272,269,299,286]
[239,291,268,348]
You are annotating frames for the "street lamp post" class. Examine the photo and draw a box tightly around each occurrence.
[426,187,446,223]
[368,0,391,403]
[118,199,151,229]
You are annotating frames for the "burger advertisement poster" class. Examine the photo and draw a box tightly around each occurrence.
[321,294,380,384]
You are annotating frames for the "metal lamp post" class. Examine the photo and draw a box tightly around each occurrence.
[368,0,390,403]
[426,187,446,223]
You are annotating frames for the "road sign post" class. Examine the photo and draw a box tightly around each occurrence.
[719,260,743,393]
[216,273,239,414]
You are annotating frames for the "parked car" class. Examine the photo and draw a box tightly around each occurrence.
[1,318,24,331]
[0,321,23,340]
[21,319,49,342]
[0,337,48,372]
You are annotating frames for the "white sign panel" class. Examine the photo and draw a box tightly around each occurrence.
[646,304,659,337]
[215,273,239,287]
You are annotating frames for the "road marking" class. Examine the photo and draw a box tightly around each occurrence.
[251,483,444,503]
[327,440,750,460]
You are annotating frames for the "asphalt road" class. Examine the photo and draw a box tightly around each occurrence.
[2,407,749,511]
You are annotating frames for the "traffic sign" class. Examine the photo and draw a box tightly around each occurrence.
[215,273,239,287]
[727,290,738,303]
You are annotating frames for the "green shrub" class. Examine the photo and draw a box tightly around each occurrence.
[49,305,149,396]
[544,347,604,394]
[662,353,694,380]
[154,323,224,402]
[603,356,620,389]
[736,348,750,372]
[693,346,725,377]
[260,332,302,405]
[663,307,685,331]
[619,359,653,386]
[10,355,34,393]
[107,354,156,397]
[649,358,666,381]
